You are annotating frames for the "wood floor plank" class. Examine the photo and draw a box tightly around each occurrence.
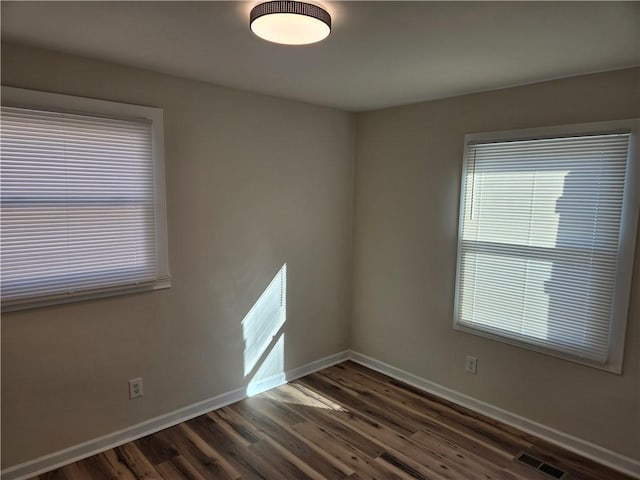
[260,386,411,480]
[408,430,526,480]
[155,455,207,480]
[215,406,262,444]
[299,374,419,436]
[134,432,180,466]
[37,469,69,480]
[295,378,470,480]
[244,397,356,477]
[290,421,409,480]
[328,365,563,480]
[154,460,194,480]
[205,411,255,447]
[338,363,634,480]
[323,366,535,464]
[26,361,635,480]
[342,362,538,445]
[526,444,633,480]
[203,412,307,480]
[318,367,494,446]
[413,426,547,480]
[374,452,432,480]
[95,450,139,480]
[264,383,386,459]
[231,397,351,479]
[112,442,163,480]
[186,412,278,480]
[58,461,103,480]
[155,425,238,480]
[246,437,319,480]
[323,365,533,456]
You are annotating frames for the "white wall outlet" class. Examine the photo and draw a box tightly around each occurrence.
[128,377,144,399]
[465,355,477,374]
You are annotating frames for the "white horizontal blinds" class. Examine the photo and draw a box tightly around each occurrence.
[1,106,157,303]
[457,133,630,363]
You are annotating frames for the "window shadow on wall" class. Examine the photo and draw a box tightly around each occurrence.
[544,166,620,362]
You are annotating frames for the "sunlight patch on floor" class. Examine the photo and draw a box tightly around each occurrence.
[273,383,348,412]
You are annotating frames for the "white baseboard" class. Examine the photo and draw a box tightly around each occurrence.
[0,350,350,480]
[348,350,640,479]
[4,348,638,480]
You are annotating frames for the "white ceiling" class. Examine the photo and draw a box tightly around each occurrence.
[2,1,639,111]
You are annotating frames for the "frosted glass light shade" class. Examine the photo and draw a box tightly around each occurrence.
[250,1,331,45]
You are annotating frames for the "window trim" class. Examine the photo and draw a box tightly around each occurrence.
[1,86,171,311]
[453,119,640,374]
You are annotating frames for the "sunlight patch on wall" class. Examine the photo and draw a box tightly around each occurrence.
[242,264,287,396]
[246,335,285,397]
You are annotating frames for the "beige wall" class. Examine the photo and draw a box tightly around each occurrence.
[1,44,355,467]
[351,67,640,460]
[3,41,639,470]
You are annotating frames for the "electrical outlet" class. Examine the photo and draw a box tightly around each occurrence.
[465,355,477,375]
[129,377,144,399]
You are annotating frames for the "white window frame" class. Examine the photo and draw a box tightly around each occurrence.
[1,86,171,311]
[453,119,639,373]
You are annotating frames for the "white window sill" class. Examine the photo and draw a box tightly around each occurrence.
[1,276,172,313]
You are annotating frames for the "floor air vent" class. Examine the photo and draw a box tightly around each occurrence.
[516,453,567,479]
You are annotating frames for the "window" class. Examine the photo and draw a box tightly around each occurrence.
[1,87,170,311]
[453,120,639,373]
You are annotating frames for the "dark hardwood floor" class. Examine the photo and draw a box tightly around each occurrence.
[31,361,633,480]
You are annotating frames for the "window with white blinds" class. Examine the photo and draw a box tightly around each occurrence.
[454,121,639,373]
[1,87,170,310]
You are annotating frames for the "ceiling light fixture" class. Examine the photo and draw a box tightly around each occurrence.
[250,1,331,45]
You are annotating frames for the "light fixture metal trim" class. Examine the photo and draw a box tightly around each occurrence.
[250,1,331,45]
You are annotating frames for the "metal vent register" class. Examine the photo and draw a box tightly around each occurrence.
[515,453,567,479]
